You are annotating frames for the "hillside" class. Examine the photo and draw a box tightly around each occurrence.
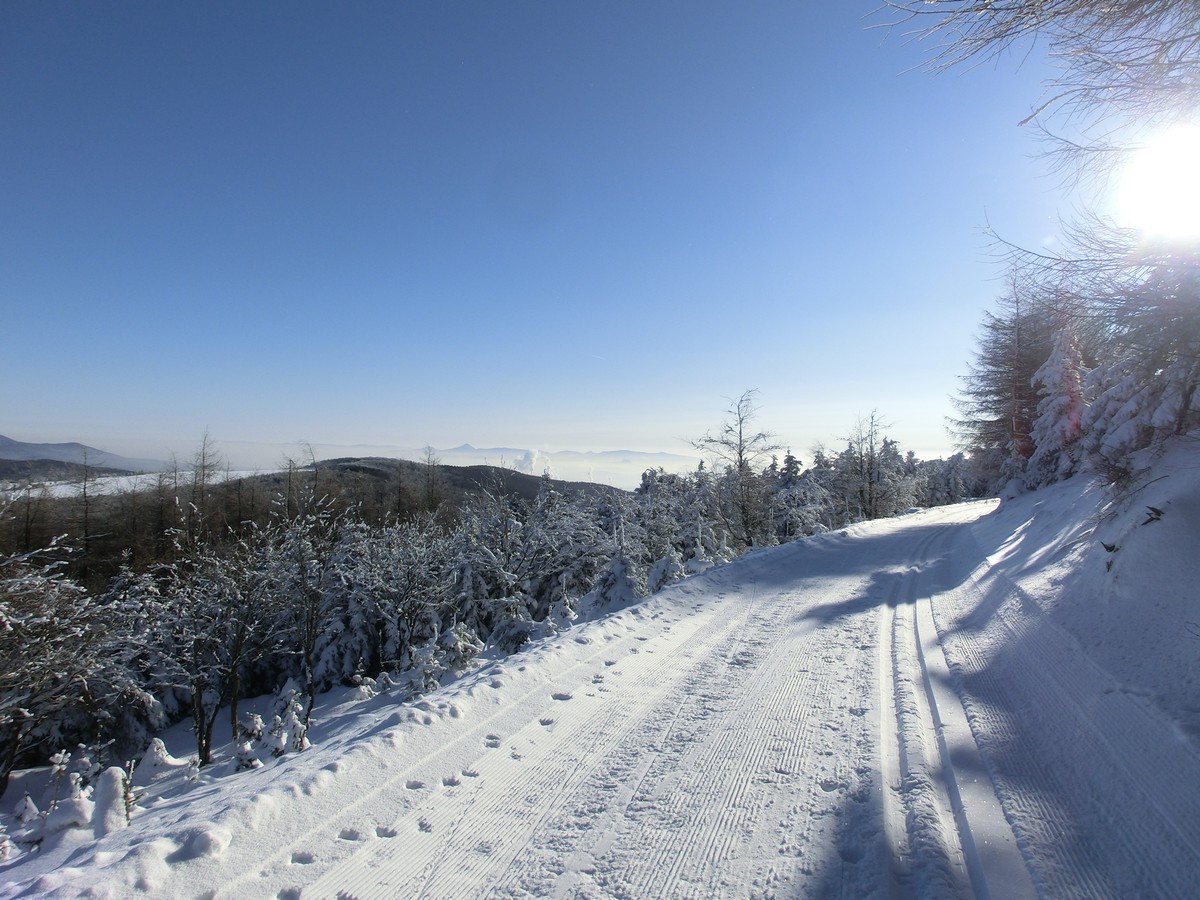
[2,444,1198,897]
[0,436,162,476]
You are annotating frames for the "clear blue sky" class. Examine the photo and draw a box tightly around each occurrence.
[2,1,1074,469]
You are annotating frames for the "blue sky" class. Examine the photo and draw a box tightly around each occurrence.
[2,1,1078,470]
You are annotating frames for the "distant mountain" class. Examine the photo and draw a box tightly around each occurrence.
[0,435,163,474]
[429,445,700,489]
[315,457,618,503]
[290,443,701,490]
[0,436,701,491]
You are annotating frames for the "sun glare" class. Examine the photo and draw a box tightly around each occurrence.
[1115,126,1200,241]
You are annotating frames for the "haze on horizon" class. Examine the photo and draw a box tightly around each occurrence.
[2,2,1071,466]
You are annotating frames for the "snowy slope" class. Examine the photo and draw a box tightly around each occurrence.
[4,448,1200,898]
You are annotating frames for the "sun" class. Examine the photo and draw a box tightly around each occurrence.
[1115,126,1200,241]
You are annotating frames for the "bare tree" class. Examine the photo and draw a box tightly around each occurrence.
[880,0,1200,172]
[421,445,445,512]
[692,390,782,549]
[188,432,224,545]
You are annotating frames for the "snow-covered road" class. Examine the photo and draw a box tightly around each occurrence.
[224,501,1032,899]
[12,494,1200,898]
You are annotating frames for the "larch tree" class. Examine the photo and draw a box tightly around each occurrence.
[692,390,782,549]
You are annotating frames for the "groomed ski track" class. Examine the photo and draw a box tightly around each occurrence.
[228,501,1033,899]
[24,499,1200,898]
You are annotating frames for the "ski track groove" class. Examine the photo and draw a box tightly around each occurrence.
[939,554,1200,899]
[862,507,1039,900]
[875,521,957,898]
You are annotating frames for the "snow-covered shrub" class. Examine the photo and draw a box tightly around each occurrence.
[0,546,113,791]
[14,792,38,824]
[239,711,264,743]
[438,622,484,674]
[44,772,93,836]
[585,553,645,610]
[131,738,189,788]
[646,547,686,595]
[268,684,310,755]
[90,766,129,836]
[234,740,262,771]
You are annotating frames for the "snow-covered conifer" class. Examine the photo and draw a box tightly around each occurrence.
[14,792,38,824]
[265,716,287,758]
[1028,324,1086,485]
[646,546,686,594]
[235,740,263,771]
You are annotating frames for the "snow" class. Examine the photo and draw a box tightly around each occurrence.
[4,446,1200,897]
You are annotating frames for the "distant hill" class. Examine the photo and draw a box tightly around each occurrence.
[0,435,163,475]
[0,458,140,485]
[314,456,620,503]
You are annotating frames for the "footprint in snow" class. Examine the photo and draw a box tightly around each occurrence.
[418,818,434,833]
[838,843,864,863]
[552,692,572,701]
[540,717,555,726]
[443,774,461,787]
[375,826,398,838]
[604,660,617,667]
[484,734,502,749]
[338,828,363,841]
[291,851,315,865]
[405,779,426,790]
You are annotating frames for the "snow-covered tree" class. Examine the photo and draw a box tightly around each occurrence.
[0,544,108,800]
[692,390,782,549]
[1028,324,1087,485]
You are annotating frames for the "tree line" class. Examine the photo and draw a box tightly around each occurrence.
[907,0,1200,489]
